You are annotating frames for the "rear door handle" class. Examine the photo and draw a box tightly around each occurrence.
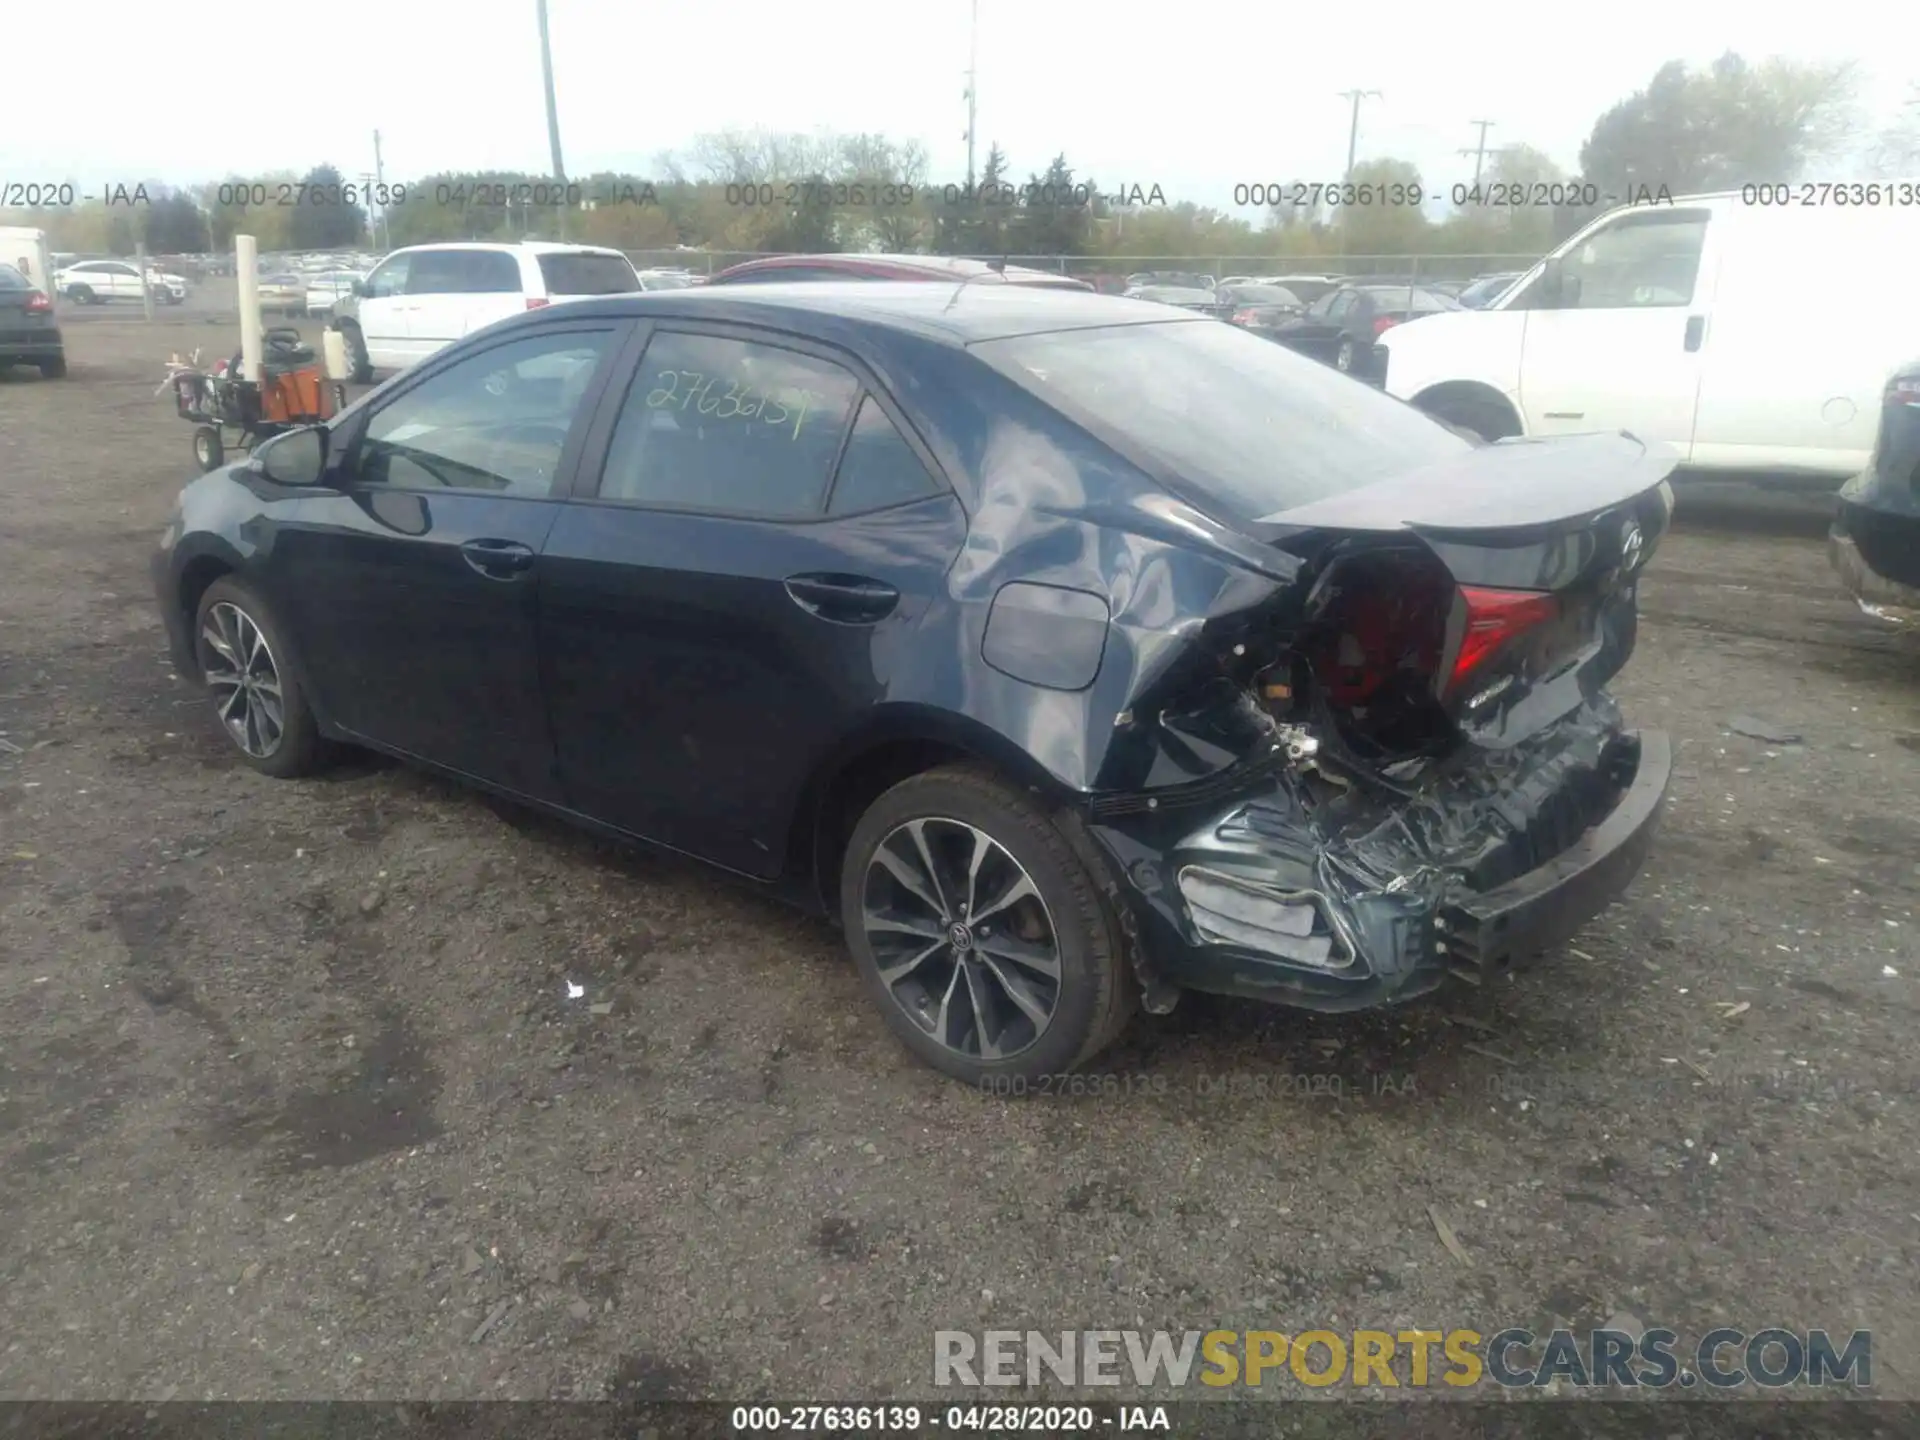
[460,538,536,579]
[1684,314,1705,352]
[784,573,900,624]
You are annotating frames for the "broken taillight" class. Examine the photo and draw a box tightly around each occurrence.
[1447,586,1559,696]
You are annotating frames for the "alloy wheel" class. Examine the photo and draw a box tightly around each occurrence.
[197,601,285,758]
[860,818,1063,1060]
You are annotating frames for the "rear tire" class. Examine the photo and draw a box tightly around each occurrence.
[192,578,326,779]
[38,355,66,379]
[335,321,375,383]
[840,764,1135,1086]
[1419,391,1521,443]
[1335,337,1357,373]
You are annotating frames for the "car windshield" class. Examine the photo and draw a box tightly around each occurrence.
[538,252,642,295]
[979,319,1471,522]
[1276,278,1340,303]
[0,264,28,289]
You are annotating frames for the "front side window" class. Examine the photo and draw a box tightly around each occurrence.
[980,318,1472,523]
[596,330,860,517]
[347,330,613,497]
[1513,210,1711,310]
[364,254,411,298]
[407,249,516,295]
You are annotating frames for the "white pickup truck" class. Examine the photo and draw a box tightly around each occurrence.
[1379,189,1920,479]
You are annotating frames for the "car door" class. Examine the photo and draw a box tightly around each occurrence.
[1509,206,1717,454]
[1284,290,1351,363]
[538,322,969,877]
[355,252,414,368]
[270,320,630,799]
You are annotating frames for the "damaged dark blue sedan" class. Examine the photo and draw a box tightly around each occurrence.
[153,283,1674,1084]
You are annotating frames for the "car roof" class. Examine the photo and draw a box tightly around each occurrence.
[713,253,1089,287]
[524,281,1203,345]
[389,241,626,257]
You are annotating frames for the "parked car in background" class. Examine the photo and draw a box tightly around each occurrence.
[1457,272,1523,309]
[257,274,309,316]
[1831,360,1920,622]
[331,241,643,381]
[54,259,185,305]
[636,269,697,291]
[1269,283,1462,379]
[153,282,1673,1085]
[0,262,64,378]
[1124,270,1216,292]
[1219,283,1306,339]
[708,253,1092,290]
[304,272,364,317]
[1379,192,1920,471]
[1126,284,1224,314]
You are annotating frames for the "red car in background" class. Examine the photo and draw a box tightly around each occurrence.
[707,253,1092,290]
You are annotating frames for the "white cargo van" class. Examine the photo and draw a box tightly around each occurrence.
[1378,191,1920,478]
[0,227,56,302]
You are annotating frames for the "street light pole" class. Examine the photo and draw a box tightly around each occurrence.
[536,0,569,238]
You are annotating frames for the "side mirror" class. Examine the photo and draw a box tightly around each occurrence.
[254,426,329,487]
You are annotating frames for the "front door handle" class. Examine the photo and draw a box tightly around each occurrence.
[460,538,536,579]
[784,573,900,624]
[1684,314,1705,352]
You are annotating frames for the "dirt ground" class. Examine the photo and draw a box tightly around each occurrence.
[2,305,1917,1407]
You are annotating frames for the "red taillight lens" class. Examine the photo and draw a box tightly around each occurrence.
[525,297,550,310]
[1372,315,1400,336]
[1448,586,1559,696]
[25,290,51,313]
[1232,309,1257,324]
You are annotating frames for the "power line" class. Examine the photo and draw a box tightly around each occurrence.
[1459,119,1497,186]
[1339,90,1382,180]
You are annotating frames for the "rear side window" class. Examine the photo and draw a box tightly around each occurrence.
[539,252,640,295]
[828,397,941,515]
[979,319,1472,522]
[596,331,860,517]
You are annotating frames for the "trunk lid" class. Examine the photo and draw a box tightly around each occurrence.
[1254,431,1677,748]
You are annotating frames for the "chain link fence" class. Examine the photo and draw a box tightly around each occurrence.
[623,250,1544,288]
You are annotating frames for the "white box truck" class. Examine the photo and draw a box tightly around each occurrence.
[0,226,57,303]
[1377,189,1920,479]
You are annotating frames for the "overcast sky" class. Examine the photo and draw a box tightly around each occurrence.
[5,0,1907,211]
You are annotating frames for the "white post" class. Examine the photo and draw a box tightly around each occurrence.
[135,242,155,322]
[235,233,263,383]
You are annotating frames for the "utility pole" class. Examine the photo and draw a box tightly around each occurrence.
[371,129,386,250]
[1339,90,1381,180]
[1459,119,1497,186]
[536,0,568,238]
[963,0,979,191]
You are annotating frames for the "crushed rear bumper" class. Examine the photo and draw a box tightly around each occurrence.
[1088,703,1670,1012]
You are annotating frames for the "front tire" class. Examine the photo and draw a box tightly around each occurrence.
[335,321,375,383]
[192,578,326,778]
[840,764,1134,1085]
[68,285,95,305]
[192,424,224,471]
